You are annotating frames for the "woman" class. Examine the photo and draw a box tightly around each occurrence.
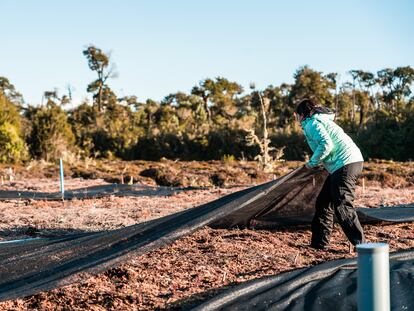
[295,98,365,250]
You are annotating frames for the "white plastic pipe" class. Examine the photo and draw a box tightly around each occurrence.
[357,243,390,311]
[59,158,65,198]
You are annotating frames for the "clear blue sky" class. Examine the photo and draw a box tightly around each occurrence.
[1,0,413,105]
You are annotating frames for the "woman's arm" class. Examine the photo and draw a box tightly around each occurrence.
[305,121,334,167]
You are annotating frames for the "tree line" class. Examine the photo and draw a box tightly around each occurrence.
[1,45,414,164]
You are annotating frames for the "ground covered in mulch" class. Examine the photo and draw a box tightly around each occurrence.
[1,158,414,189]
[0,160,413,310]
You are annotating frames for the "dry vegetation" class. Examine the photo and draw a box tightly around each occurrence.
[1,158,413,189]
[0,160,413,310]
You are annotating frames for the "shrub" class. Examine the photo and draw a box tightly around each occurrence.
[70,102,144,159]
[0,122,27,163]
[0,94,21,126]
[0,95,27,163]
[270,128,309,161]
[354,113,408,161]
[222,154,236,162]
[28,103,75,161]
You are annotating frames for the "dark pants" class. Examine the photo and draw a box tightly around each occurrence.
[311,162,365,248]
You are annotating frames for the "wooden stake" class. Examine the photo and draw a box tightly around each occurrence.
[294,252,301,265]
[222,272,227,283]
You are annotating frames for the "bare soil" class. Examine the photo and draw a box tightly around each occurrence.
[0,160,413,310]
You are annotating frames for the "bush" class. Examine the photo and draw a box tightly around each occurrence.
[129,134,202,160]
[70,102,144,159]
[0,122,27,163]
[222,154,236,162]
[204,129,257,160]
[128,129,258,161]
[354,111,414,161]
[28,103,75,161]
[0,95,27,163]
[270,129,309,161]
[0,94,21,126]
[401,112,414,161]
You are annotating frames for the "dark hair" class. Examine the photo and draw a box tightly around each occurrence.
[295,98,317,119]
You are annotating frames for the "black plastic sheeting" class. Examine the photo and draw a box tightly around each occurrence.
[0,167,413,302]
[192,249,414,311]
[0,184,203,200]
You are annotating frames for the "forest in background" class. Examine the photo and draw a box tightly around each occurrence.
[1,45,414,165]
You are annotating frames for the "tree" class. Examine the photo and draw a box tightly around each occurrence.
[69,101,97,155]
[162,92,207,136]
[349,70,376,129]
[0,94,21,126]
[191,79,214,124]
[209,77,243,122]
[335,84,355,127]
[28,98,75,161]
[0,77,24,106]
[154,104,180,134]
[83,45,117,111]
[141,99,160,136]
[377,66,414,114]
[261,83,291,127]
[0,94,27,163]
[289,66,336,107]
[191,77,243,126]
[246,84,283,172]
[42,89,71,107]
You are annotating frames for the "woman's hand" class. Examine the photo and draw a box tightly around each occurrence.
[304,163,312,170]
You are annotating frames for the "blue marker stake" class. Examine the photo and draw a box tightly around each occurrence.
[59,158,65,199]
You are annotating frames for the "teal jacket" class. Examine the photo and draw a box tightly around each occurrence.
[301,113,363,174]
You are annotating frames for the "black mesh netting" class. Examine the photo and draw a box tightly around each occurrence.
[0,167,413,302]
[191,249,414,311]
[0,184,202,200]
